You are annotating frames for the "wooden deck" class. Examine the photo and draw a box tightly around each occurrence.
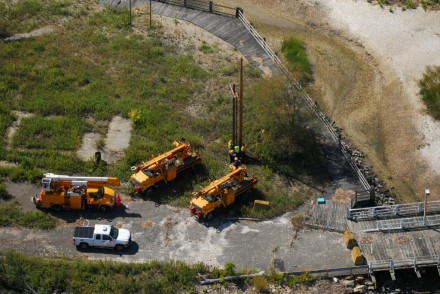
[151,2,279,74]
[305,200,440,276]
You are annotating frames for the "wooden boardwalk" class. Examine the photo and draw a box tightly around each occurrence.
[305,200,440,277]
[151,2,279,75]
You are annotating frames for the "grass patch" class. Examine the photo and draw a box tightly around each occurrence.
[369,0,440,10]
[0,1,327,220]
[281,37,313,83]
[0,182,12,200]
[0,251,210,293]
[419,66,440,120]
[12,116,88,150]
[0,202,56,229]
[199,41,214,54]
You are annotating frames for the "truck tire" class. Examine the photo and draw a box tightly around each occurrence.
[79,242,89,250]
[115,244,124,251]
[52,204,63,212]
[99,205,109,213]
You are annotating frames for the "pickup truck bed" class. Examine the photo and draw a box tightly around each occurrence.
[74,226,94,239]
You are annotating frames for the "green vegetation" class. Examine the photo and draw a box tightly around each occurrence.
[0,202,56,229]
[419,66,440,120]
[0,182,11,200]
[199,41,214,54]
[370,0,440,10]
[0,251,321,293]
[0,251,209,293]
[284,272,315,287]
[281,37,313,83]
[0,0,327,220]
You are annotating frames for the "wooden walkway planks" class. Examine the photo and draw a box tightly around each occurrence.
[305,200,440,271]
[151,2,279,74]
[356,230,439,262]
[304,200,350,232]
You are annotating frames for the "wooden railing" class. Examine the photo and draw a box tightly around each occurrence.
[152,0,239,17]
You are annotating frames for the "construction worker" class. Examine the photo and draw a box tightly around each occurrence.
[229,150,235,163]
[233,157,241,168]
[241,144,247,158]
[234,145,240,155]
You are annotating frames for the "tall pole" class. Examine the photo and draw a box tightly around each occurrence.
[238,58,243,156]
[230,84,237,148]
[129,0,132,27]
[150,0,152,28]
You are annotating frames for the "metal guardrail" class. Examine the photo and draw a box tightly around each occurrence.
[364,214,440,232]
[237,11,371,192]
[369,255,440,271]
[348,200,440,221]
[152,0,237,17]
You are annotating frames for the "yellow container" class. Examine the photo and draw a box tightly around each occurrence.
[351,246,364,265]
[343,231,356,249]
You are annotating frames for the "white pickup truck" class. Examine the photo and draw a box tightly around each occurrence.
[73,224,131,251]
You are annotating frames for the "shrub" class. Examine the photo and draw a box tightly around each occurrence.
[285,272,315,287]
[419,66,440,120]
[0,252,209,293]
[281,37,313,83]
[252,276,270,293]
[199,41,214,54]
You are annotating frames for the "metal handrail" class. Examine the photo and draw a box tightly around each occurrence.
[369,255,440,271]
[348,200,440,220]
[237,10,371,191]
[365,214,440,232]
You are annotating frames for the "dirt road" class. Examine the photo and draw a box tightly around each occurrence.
[1,182,354,272]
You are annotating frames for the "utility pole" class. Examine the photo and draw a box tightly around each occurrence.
[128,0,132,27]
[238,58,243,157]
[150,0,152,28]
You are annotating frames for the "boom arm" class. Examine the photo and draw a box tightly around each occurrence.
[194,166,245,198]
[42,173,120,191]
[132,140,191,172]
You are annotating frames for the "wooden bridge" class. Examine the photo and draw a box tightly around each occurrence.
[305,199,440,281]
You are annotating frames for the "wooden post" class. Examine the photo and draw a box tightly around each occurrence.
[238,58,243,157]
[129,0,132,27]
[149,0,152,28]
[230,84,237,148]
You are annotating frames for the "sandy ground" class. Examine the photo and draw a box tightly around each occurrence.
[214,0,440,202]
[313,0,440,196]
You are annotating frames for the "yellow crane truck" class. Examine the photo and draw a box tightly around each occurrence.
[189,163,257,221]
[32,173,122,212]
[130,139,201,194]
